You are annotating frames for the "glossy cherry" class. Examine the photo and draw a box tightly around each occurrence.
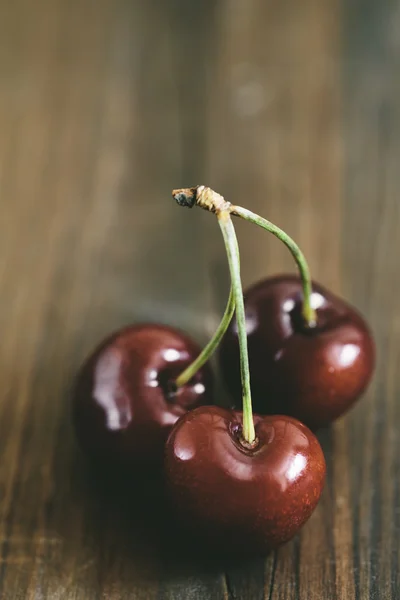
[72,323,213,469]
[219,275,375,429]
[165,405,326,555]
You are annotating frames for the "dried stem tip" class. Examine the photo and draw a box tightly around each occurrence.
[172,185,230,214]
[172,187,197,208]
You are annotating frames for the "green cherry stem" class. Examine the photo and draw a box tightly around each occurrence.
[175,208,241,389]
[175,285,235,388]
[218,211,256,445]
[231,205,316,328]
[172,186,316,328]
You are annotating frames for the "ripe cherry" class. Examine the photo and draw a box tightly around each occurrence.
[72,323,212,469]
[165,405,326,555]
[219,275,375,429]
[166,186,329,556]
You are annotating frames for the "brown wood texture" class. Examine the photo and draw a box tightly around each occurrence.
[0,0,399,598]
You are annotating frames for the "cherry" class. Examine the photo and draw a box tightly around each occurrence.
[219,274,375,429]
[72,323,213,469]
[167,187,328,555]
[165,405,326,555]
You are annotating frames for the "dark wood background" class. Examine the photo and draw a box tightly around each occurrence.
[1,0,399,598]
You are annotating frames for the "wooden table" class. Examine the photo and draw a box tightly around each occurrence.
[1,0,399,598]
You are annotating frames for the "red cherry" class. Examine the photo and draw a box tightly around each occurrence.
[219,274,375,429]
[72,324,213,469]
[165,406,326,555]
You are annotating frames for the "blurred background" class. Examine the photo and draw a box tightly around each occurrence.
[0,1,399,599]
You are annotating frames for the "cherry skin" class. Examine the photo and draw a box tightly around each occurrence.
[219,274,375,429]
[165,405,326,555]
[72,324,213,469]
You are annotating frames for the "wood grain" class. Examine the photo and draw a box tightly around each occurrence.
[0,0,399,598]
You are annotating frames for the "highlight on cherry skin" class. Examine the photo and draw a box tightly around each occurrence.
[72,323,213,469]
[164,405,326,555]
[219,274,375,429]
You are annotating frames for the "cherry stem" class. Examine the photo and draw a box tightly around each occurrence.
[218,211,256,445]
[175,286,235,388]
[231,205,316,328]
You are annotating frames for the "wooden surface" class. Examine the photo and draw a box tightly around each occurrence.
[0,0,399,598]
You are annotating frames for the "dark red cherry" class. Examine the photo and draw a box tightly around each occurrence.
[165,406,326,555]
[72,324,213,469]
[219,274,375,429]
